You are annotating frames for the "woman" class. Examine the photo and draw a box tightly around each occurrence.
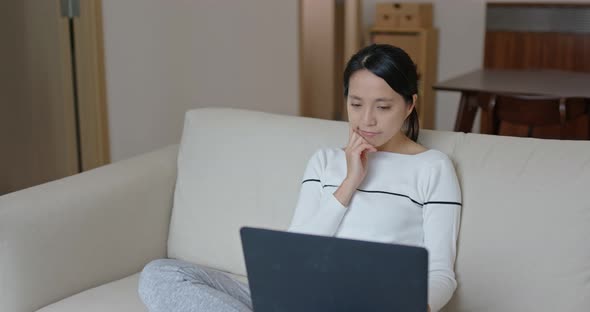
[138,44,461,312]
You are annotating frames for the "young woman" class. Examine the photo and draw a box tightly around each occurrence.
[138,44,462,312]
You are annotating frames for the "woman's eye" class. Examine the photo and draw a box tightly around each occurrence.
[378,106,391,110]
[351,103,361,107]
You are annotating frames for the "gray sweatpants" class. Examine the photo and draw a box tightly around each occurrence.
[138,259,253,312]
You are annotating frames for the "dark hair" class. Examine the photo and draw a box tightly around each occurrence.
[343,44,420,142]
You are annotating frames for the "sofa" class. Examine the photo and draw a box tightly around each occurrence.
[1,107,589,312]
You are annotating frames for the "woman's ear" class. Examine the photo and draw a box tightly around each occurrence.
[406,94,418,118]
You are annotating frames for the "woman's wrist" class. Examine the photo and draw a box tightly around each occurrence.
[333,177,359,207]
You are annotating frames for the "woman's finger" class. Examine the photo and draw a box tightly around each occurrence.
[353,143,377,157]
[348,129,362,151]
[347,126,360,148]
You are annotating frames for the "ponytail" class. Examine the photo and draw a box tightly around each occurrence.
[404,106,419,142]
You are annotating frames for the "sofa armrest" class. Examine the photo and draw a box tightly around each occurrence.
[0,144,179,312]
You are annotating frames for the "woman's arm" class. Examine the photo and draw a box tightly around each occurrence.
[287,150,348,236]
[289,128,374,235]
[333,177,359,207]
[422,157,462,312]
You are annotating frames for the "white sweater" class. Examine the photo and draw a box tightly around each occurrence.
[287,148,462,312]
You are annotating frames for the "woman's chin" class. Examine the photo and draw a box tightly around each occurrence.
[371,141,386,149]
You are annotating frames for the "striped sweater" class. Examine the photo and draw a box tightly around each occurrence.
[288,148,462,312]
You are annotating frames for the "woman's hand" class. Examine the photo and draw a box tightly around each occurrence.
[343,126,377,188]
[333,127,377,207]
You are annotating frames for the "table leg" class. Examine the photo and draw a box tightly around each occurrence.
[453,91,480,133]
[586,98,590,140]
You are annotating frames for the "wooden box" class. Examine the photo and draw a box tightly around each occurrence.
[375,3,433,28]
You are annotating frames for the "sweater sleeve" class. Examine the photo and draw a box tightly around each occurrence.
[422,156,462,312]
[287,149,347,236]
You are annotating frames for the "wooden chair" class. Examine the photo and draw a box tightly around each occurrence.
[482,94,589,140]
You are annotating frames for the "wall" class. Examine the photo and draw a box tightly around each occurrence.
[101,0,300,161]
[102,0,589,161]
[362,0,590,131]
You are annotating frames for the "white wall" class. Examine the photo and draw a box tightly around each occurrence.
[102,0,589,161]
[102,0,300,161]
[362,0,590,131]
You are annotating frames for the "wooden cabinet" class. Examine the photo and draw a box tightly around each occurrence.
[375,3,433,29]
[481,2,590,138]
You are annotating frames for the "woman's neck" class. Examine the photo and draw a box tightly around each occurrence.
[378,133,425,155]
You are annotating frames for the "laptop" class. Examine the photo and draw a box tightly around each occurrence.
[240,227,428,312]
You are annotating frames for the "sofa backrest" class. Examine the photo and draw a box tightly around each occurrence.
[168,108,590,312]
[168,108,349,273]
[444,132,590,311]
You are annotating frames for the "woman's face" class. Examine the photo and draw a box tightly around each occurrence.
[346,69,415,150]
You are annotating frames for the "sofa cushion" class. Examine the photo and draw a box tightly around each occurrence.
[36,274,145,312]
[444,133,590,311]
[36,269,248,312]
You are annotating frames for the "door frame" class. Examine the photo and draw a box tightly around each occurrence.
[73,0,110,170]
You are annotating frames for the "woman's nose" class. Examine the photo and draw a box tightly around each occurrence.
[362,109,377,126]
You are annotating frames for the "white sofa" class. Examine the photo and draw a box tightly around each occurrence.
[1,107,589,312]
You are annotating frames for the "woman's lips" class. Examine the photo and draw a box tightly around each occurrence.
[359,130,380,138]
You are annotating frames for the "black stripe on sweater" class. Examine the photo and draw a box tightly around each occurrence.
[301,179,461,207]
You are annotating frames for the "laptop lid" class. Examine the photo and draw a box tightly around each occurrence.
[240,227,428,312]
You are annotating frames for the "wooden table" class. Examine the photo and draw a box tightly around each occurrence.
[433,69,590,132]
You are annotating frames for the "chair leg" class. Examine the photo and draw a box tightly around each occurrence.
[484,94,498,135]
[559,98,566,140]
